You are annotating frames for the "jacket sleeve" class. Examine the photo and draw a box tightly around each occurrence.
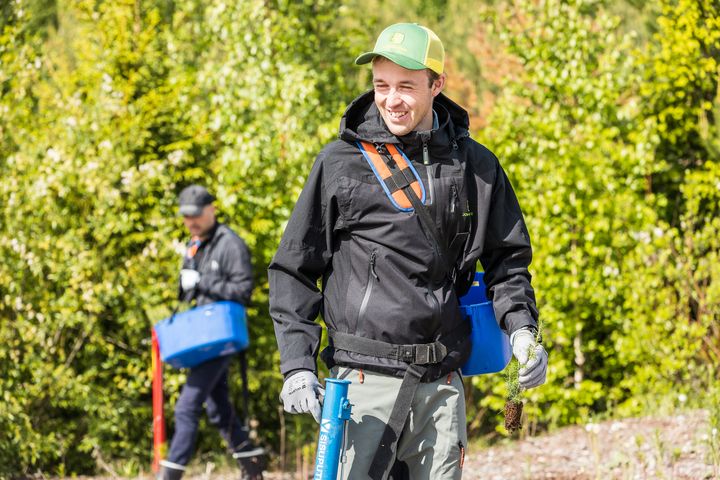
[479,158,539,335]
[268,154,337,376]
[197,235,254,306]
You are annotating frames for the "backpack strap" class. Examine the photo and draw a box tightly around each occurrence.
[359,141,450,265]
[357,141,426,211]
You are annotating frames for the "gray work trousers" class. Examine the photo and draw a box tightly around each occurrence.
[332,367,467,480]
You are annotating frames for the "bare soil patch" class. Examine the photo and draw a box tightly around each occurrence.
[462,409,717,480]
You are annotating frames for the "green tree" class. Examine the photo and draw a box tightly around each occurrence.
[478,0,662,427]
[640,0,720,222]
[476,0,719,429]
[3,0,719,474]
[0,0,361,474]
[617,0,720,409]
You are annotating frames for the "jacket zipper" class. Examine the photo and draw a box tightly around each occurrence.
[425,165,435,205]
[419,138,444,280]
[357,251,378,324]
[450,184,458,214]
[422,138,435,205]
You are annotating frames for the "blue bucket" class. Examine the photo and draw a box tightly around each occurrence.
[153,301,249,369]
[459,272,512,376]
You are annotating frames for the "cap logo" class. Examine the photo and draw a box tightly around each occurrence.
[390,32,404,44]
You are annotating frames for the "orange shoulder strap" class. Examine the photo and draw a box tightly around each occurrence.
[358,141,424,211]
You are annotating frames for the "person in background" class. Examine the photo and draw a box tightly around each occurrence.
[269,23,548,480]
[159,185,265,480]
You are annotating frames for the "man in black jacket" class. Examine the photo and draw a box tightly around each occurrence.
[160,185,264,480]
[270,23,548,480]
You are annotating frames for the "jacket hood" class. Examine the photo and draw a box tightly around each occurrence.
[338,90,470,147]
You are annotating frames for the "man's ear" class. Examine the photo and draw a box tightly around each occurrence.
[431,73,447,97]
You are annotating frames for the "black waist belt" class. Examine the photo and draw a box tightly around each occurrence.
[329,332,450,365]
[328,322,471,480]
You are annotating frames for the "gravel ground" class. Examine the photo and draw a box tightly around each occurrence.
[58,409,718,480]
[463,409,717,480]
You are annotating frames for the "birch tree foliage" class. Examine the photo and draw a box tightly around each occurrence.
[477,0,664,426]
[0,0,359,474]
[1,0,719,474]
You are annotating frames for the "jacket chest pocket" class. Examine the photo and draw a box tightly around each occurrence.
[443,180,471,259]
[430,175,465,226]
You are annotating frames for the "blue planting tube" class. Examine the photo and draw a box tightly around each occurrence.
[313,378,352,480]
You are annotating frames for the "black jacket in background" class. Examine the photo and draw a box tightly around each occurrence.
[180,222,253,307]
[269,91,538,379]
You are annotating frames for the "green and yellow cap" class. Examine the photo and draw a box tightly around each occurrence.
[355,23,444,75]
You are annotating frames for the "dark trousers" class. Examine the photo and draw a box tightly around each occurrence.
[167,355,248,465]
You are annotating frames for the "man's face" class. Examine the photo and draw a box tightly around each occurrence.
[372,57,445,136]
[182,204,216,239]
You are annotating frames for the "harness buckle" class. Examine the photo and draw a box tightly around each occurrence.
[398,343,448,365]
[399,345,415,363]
[415,344,433,364]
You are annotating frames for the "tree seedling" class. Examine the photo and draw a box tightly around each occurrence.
[504,359,523,433]
[505,330,542,433]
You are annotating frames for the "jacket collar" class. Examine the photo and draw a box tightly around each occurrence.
[338,90,470,150]
[199,221,222,247]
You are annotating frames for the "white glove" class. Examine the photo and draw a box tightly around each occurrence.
[279,370,325,423]
[180,269,200,291]
[510,328,548,389]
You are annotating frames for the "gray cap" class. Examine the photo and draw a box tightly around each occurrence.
[178,184,215,216]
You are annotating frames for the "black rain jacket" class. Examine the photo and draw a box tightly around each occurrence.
[180,222,253,307]
[269,91,538,379]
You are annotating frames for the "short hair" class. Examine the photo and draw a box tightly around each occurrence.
[427,69,440,88]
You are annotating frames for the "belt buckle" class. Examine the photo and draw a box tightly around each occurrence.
[415,345,434,364]
[400,345,415,363]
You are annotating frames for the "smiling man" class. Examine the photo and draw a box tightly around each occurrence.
[270,23,547,480]
[370,56,443,136]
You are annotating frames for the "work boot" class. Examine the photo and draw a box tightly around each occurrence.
[157,460,185,480]
[233,441,267,480]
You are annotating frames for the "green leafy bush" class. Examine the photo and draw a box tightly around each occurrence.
[1,0,718,475]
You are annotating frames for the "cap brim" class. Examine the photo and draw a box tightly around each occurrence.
[179,204,203,217]
[355,51,428,71]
